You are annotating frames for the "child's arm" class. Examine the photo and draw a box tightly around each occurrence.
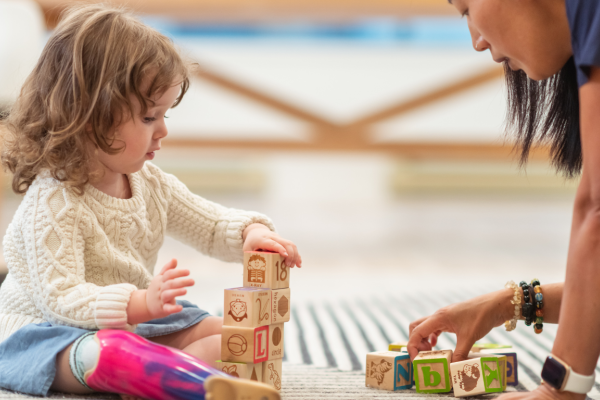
[151,165,277,263]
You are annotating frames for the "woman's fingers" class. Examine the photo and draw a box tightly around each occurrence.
[453,336,476,362]
[159,258,178,275]
[407,314,448,360]
[409,316,429,335]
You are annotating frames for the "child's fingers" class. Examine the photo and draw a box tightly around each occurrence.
[161,288,187,304]
[281,242,299,267]
[162,268,190,282]
[159,258,178,275]
[261,240,288,258]
[163,303,183,315]
[162,277,195,290]
[296,253,303,268]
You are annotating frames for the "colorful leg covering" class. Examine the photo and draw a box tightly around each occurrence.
[84,329,229,400]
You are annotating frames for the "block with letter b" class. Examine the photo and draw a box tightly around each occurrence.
[223,287,271,328]
[244,251,290,289]
[271,288,290,324]
[413,350,453,393]
[216,360,263,382]
[221,325,269,364]
[365,351,413,391]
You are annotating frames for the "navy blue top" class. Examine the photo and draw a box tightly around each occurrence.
[566,0,600,86]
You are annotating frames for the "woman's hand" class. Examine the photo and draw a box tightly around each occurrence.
[408,288,516,362]
[498,384,585,400]
[146,258,195,320]
[243,223,302,268]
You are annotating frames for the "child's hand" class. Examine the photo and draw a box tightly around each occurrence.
[243,223,302,268]
[146,259,195,319]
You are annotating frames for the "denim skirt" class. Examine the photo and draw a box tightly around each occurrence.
[0,300,210,396]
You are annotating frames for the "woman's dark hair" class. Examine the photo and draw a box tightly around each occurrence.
[505,57,581,177]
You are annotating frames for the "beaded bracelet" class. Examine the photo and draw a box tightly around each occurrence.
[520,281,534,326]
[504,281,522,331]
[532,279,544,334]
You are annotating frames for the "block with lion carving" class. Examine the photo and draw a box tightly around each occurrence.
[224,287,271,328]
[365,351,413,391]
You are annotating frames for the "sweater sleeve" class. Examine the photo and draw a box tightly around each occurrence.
[18,184,138,331]
[147,165,275,263]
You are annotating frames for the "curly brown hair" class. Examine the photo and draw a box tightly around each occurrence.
[1,3,190,195]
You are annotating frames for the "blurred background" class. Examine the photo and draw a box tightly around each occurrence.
[0,0,582,384]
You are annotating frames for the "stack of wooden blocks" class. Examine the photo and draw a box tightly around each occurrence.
[217,251,291,392]
[365,342,518,397]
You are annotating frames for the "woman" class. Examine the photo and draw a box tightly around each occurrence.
[407,1,600,399]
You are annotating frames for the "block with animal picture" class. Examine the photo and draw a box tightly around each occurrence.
[216,360,263,382]
[221,325,269,364]
[365,351,413,391]
[268,323,284,361]
[413,350,453,393]
[271,288,290,324]
[451,354,505,397]
[479,348,518,387]
[224,287,272,328]
[262,359,283,391]
[244,251,290,289]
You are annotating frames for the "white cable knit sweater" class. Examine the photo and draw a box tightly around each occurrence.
[0,162,274,343]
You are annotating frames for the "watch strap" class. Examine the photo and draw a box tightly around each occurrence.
[563,368,596,394]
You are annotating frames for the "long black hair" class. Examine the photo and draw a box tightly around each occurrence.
[505,57,581,177]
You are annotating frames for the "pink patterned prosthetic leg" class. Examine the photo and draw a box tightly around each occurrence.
[85,329,229,400]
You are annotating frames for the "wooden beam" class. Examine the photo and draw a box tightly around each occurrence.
[163,137,551,161]
[344,66,505,128]
[194,64,340,130]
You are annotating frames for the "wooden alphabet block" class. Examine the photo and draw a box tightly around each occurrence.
[365,351,413,391]
[262,358,283,391]
[389,341,408,352]
[244,251,290,289]
[224,287,271,328]
[480,349,518,386]
[216,360,263,382]
[452,354,505,397]
[450,358,486,397]
[267,323,284,361]
[271,288,290,324]
[221,325,269,364]
[471,343,512,352]
[471,352,507,391]
[413,350,453,393]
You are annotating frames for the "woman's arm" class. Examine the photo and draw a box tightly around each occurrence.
[407,282,563,362]
[550,66,600,379]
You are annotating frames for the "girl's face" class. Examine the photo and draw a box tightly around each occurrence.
[451,0,572,81]
[96,81,182,175]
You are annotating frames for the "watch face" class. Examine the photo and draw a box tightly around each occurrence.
[542,356,567,389]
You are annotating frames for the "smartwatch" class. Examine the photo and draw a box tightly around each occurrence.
[541,354,596,394]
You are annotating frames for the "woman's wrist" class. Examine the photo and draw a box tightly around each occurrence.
[496,286,523,323]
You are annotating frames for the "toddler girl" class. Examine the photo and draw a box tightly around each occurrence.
[0,4,300,400]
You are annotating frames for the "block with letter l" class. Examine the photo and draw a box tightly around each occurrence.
[413,350,453,393]
[221,325,269,364]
